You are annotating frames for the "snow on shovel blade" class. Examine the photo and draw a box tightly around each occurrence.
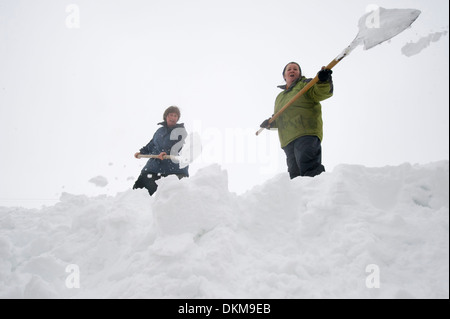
[357,7,421,50]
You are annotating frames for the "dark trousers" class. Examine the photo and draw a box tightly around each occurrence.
[282,136,325,179]
[133,173,187,196]
[133,173,160,195]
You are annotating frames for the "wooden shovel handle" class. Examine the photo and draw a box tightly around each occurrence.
[137,154,176,160]
[256,57,341,136]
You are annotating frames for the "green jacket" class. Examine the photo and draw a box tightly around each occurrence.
[271,76,333,148]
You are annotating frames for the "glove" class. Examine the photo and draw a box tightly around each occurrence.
[318,69,333,82]
[260,118,271,129]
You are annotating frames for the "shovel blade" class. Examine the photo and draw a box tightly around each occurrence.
[358,7,421,50]
[177,132,202,169]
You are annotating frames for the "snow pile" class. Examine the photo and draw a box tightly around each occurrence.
[0,161,448,299]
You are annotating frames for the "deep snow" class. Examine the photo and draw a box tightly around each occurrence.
[0,161,448,299]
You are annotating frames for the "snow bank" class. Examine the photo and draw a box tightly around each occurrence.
[0,162,448,299]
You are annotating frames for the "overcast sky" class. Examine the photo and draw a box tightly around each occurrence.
[0,0,448,208]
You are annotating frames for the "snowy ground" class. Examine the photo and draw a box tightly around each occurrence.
[0,161,448,299]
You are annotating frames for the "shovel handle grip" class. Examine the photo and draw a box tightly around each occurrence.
[255,127,265,136]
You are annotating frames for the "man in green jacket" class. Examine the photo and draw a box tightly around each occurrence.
[260,62,333,178]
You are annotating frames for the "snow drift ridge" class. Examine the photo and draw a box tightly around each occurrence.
[0,161,448,298]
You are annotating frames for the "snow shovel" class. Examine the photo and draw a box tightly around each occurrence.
[136,132,202,169]
[256,7,421,136]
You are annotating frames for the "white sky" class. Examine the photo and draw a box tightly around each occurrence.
[0,0,448,208]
